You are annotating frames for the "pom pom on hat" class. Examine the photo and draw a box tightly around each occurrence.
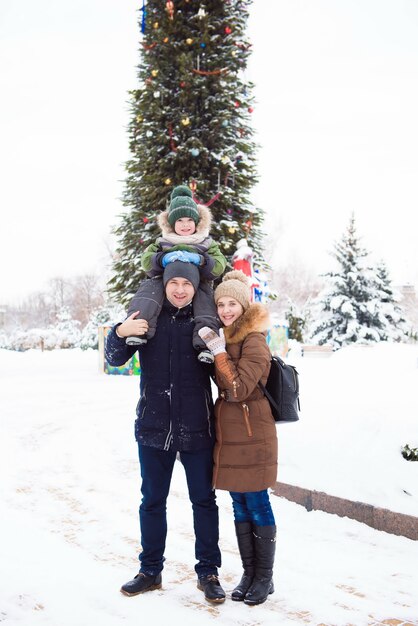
[214,270,251,311]
[167,185,200,226]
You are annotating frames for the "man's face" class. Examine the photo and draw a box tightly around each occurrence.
[165,277,195,308]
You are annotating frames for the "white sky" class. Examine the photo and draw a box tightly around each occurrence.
[1,0,418,305]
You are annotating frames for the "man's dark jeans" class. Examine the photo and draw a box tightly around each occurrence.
[137,444,221,577]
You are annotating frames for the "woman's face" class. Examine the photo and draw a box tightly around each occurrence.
[217,296,244,326]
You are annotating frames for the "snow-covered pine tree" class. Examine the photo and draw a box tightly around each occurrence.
[54,306,81,349]
[374,260,409,341]
[108,0,263,306]
[311,214,389,348]
[80,304,126,350]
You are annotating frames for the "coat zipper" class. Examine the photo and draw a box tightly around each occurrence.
[242,403,252,437]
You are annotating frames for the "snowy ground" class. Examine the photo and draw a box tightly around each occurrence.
[1,345,417,626]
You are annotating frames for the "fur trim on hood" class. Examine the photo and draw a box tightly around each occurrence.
[223,303,271,345]
[158,203,212,238]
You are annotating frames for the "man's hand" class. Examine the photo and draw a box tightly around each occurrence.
[116,312,149,338]
[198,327,226,355]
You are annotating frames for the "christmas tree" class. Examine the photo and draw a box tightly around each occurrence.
[108,0,263,306]
[311,214,391,348]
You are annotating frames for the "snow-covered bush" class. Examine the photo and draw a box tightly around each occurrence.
[401,444,418,462]
[6,306,81,351]
[0,330,9,349]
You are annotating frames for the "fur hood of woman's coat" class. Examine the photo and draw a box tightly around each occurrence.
[223,303,271,345]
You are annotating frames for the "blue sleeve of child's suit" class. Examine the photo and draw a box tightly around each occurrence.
[105,325,137,366]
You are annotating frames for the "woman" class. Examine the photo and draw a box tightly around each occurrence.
[198,270,278,606]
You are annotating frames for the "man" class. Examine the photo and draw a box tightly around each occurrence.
[105,260,225,603]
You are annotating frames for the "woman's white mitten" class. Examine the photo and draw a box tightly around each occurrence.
[198,327,226,355]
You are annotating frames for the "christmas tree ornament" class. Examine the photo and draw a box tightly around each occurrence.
[153,90,161,98]
[180,81,187,88]
[197,7,206,18]
[227,208,233,215]
[190,148,200,157]
[143,217,149,223]
[228,227,236,234]
[231,50,237,57]
[186,38,194,45]
[200,42,206,48]
[153,21,159,29]
[181,117,191,126]
[164,178,172,185]
[151,69,159,77]
[140,0,147,34]
[225,26,232,34]
[222,120,229,127]
[221,155,230,164]
[248,106,254,113]
[136,115,143,123]
[166,0,174,20]
[146,130,153,137]
[234,100,241,107]
[163,36,169,43]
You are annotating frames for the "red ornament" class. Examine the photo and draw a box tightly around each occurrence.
[166,1,174,20]
[225,26,232,35]
[234,101,241,108]
[248,107,254,113]
[143,217,149,224]
[180,81,186,88]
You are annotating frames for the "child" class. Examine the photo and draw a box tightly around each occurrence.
[126,185,227,363]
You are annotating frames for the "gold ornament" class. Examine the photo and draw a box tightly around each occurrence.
[186,38,194,45]
[151,69,159,77]
[181,117,191,126]
[221,155,230,164]
[153,21,159,29]
[164,178,172,185]
[136,115,143,123]
[228,227,236,234]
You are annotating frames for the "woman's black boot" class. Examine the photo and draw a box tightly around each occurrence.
[243,524,276,605]
[231,521,255,601]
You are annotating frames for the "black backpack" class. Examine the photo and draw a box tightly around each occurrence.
[259,355,300,423]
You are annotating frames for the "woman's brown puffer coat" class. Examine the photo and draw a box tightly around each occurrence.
[212,303,278,492]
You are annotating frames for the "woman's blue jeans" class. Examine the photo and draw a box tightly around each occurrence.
[230,490,275,526]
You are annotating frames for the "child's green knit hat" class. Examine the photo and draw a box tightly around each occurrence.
[168,185,200,226]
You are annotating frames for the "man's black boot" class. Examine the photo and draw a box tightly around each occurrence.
[231,521,255,601]
[120,572,162,596]
[197,574,226,603]
[243,525,276,606]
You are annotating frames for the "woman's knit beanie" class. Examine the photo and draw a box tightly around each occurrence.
[167,185,200,226]
[214,270,251,311]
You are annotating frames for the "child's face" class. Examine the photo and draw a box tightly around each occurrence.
[174,217,196,236]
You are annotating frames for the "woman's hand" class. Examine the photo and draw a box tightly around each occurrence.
[116,312,149,338]
[198,327,226,355]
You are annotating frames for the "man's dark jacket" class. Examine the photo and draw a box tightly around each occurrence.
[105,299,215,452]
